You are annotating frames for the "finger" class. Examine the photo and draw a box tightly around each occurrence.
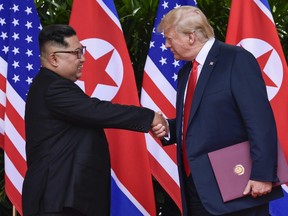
[151,124,163,132]
[250,190,259,198]
[151,129,165,139]
[156,131,166,138]
[157,126,166,135]
[152,126,165,136]
[243,182,251,195]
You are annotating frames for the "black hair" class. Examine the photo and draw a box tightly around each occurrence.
[38,24,76,51]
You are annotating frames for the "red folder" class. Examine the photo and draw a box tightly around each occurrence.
[208,141,288,202]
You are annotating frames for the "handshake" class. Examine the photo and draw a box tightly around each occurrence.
[151,111,169,139]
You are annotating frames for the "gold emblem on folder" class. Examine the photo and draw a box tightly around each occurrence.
[234,164,245,175]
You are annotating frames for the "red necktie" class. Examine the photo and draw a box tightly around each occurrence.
[182,60,198,176]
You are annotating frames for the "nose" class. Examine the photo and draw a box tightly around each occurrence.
[80,53,86,62]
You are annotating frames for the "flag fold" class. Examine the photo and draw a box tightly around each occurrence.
[69,0,156,215]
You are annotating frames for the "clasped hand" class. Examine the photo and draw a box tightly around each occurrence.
[151,111,169,139]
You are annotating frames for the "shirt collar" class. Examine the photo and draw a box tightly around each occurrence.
[195,37,215,66]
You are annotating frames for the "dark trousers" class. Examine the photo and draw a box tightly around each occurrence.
[183,174,269,216]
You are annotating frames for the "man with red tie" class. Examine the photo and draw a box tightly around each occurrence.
[152,6,283,216]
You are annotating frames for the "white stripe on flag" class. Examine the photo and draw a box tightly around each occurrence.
[0,118,4,136]
[5,116,26,160]
[97,0,122,29]
[111,169,150,215]
[144,56,176,107]
[282,184,288,193]
[141,88,179,186]
[4,154,24,194]
[141,89,167,118]
[145,133,180,186]
[0,57,7,77]
[254,0,274,23]
[0,90,6,107]
[0,57,7,108]
[7,82,25,119]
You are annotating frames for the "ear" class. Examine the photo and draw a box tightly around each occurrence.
[48,53,58,67]
[188,32,195,44]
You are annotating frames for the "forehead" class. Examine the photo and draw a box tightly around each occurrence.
[164,27,176,38]
[64,35,81,48]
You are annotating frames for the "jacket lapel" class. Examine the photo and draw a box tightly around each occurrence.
[176,62,192,141]
[188,40,221,127]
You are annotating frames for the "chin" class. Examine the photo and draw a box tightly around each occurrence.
[77,73,82,79]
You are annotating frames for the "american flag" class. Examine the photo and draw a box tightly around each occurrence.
[0,0,41,214]
[226,0,288,214]
[140,0,197,211]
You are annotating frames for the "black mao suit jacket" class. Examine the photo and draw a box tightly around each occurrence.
[22,67,154,216]
[163,40,283,215]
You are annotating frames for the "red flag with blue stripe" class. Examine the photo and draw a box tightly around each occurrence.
[226,0,288,215]
[140,0,197,212]
[69,0,156,215]
[0,0,41,214]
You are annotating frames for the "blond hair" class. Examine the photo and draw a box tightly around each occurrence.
[157,6,214,43]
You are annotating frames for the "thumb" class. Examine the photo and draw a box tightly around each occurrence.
[243,181,251,195]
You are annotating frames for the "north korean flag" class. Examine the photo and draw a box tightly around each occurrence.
[69,0,156,215]
[226,0,288,215]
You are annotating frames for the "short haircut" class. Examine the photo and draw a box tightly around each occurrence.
[157,6,214,42]
[39,24,76,53]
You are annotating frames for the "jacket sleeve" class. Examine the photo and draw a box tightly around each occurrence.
[231,49,278,182]
[45,79,155,133]
[161,118,177,146]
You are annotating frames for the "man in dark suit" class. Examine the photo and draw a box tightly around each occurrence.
[152,6,283,216]
[22,24,167,216]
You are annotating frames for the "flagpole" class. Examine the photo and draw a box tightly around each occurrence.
[12,206,17,216]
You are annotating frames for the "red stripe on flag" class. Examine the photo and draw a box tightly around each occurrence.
[5,174,23,215]
[0,73,6,91]
[4,136,27,177]
[148,153,182,210]
[0,103,5,121]
[143,71,175,118]
[148,132,178,163]
[0,134,3,149]
[6,100,25,140]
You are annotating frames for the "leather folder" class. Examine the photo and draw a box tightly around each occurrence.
[208,141,288,202]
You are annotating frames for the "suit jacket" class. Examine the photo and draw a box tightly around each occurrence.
[22,67,154,216]
[163,40,283,215]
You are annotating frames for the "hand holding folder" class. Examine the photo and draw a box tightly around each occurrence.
[208,141,288,202]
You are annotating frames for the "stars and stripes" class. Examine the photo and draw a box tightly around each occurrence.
[140,0,197,211]
[0,0,41,214]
